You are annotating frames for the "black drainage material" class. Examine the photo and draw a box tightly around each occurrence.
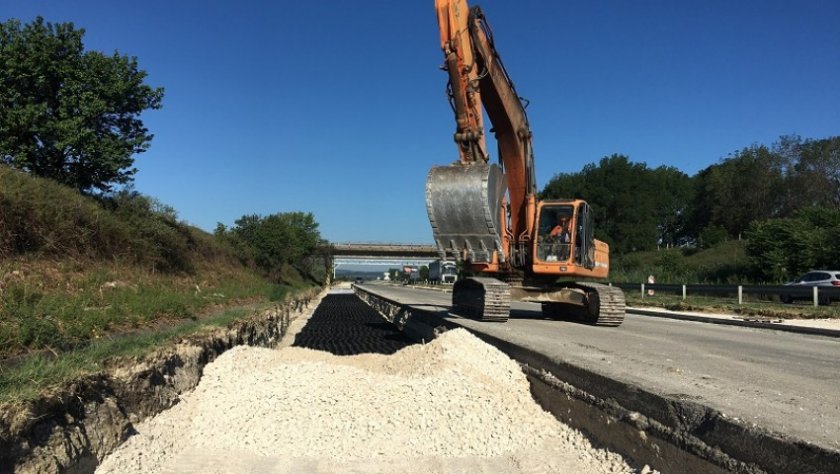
[292,294,416,355]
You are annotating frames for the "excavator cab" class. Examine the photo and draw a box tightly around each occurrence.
[533,200,598,274]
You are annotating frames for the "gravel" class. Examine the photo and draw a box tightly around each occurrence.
[97,298,639,473]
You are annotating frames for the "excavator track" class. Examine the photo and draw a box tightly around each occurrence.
[577,282,625,326]
[451,277,511,322]
[539,282,625,326]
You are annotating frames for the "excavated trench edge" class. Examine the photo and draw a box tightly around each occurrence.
[354,285,840,474]
[0,289,324,474]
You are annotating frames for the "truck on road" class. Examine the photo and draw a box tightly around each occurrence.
[429,259,458,284]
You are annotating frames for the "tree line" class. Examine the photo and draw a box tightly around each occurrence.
[541,135,840,281]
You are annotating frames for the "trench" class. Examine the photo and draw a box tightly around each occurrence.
[0,291,321,474]
[353,285,840,474]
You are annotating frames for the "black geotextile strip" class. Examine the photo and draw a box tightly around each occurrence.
[292,294,416,355]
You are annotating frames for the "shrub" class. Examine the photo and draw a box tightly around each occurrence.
[0,167,240,274]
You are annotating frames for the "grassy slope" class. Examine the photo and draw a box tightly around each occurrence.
[0,306,256,403]
[0,166,318,400]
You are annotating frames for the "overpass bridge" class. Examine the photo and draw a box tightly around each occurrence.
[331,243,440,274]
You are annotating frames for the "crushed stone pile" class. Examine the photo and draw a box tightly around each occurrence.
[97,328,636,473]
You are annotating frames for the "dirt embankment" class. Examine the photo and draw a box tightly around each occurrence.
[0,290,324,474]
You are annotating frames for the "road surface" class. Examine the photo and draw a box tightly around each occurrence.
[363,283,840,452]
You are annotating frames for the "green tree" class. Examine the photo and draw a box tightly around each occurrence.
[541,154,692,253]
[687,143,787,239]
[419,265,429,281]
[217,212,323,283]
[777,135,840,212]
[0,17,163,192]
[745,207,840,282]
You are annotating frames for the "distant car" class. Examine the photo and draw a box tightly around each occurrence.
[780,270,840,305]
[354,277,364,284]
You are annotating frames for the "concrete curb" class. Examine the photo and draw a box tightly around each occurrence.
[629,308,840,338]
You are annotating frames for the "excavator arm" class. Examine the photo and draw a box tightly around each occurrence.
[435,0,489,164]
[428,0,537,267]
[466,6,537,248]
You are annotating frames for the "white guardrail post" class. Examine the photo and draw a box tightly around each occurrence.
[738,286,743,305]
[814,286,819,307]
[682,284,687,300]
[641,283,645,299]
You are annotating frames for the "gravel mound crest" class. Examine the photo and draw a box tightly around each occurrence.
[97,328,633,473]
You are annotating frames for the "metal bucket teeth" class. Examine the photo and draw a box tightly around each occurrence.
[425,163,506,264]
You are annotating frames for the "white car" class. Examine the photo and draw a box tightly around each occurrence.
[780,270,840,305]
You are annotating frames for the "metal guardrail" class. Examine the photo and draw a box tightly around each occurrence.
[611,282,840,307]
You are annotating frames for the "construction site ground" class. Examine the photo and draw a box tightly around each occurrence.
[356,282,840,473]
[96,288,641,474]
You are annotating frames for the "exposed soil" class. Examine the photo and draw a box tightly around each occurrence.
[0,291,322,474]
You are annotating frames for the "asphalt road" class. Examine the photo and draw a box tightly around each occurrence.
[362,283,840,452]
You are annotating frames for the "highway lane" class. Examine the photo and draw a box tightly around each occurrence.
[361,283,840,452]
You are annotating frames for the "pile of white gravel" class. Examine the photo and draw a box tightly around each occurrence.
[97,328,637,473]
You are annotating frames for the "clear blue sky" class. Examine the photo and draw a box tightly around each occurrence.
[3,1,838,244]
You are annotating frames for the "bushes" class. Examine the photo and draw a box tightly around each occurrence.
[0,166,239,273]
[215,212,325,284]
[611,240,750,284]
[101,190,196,273]
[0,166,127,258]
[0,165,320,356]
[745,208,840,282]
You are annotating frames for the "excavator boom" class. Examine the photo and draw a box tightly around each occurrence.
[428,1,537,267]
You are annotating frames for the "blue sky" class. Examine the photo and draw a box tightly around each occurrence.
[3,1,838,244]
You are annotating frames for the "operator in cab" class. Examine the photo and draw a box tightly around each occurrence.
[548,216,571,260]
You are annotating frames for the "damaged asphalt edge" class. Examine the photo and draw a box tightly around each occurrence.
[628,308,840,338]
[408,285,840,338]
[354,285,840,474]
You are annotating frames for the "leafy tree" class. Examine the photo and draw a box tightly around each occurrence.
[541,154,692,253]
[776,135,840,211]
[419,265,429,281]
[686,136,840,241]
[651,166,693,247]
[698,225,728,249]
[216,212,323,283]
[745,207,840,282]
[695,145,785,237]
[0,17,163,192]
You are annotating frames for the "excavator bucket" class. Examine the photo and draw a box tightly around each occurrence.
[425,163,507,263]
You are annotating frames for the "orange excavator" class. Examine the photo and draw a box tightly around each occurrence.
[426,0,625,325]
